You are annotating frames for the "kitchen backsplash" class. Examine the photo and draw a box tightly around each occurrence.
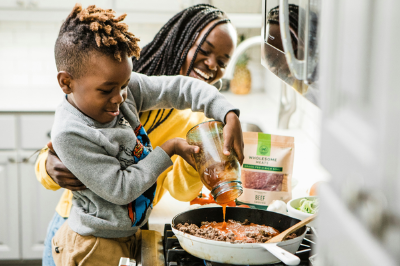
[0,21,164,92]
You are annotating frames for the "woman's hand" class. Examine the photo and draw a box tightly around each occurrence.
[46,141,86,191]
[160,138,200,170]
[223,111,244,165]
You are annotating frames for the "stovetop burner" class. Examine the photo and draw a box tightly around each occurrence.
[163,224,316,266]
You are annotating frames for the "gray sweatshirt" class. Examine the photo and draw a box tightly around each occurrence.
[51,72,239,238]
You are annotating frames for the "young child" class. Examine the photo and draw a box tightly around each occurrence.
[50,4,242,265]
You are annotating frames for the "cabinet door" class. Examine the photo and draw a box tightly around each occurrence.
[0,115,16,150]
[20,114,54,150]
[19,151,64,259]
[0,152,20,260]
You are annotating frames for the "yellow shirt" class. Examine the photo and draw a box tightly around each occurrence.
[35,109,207,218]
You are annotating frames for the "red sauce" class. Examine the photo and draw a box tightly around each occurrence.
[221,204,227,230]
[190,193,236,207]
[200,220,280,242]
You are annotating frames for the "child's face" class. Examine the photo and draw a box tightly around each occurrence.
[180,22,237,85]
[67,53,133,124]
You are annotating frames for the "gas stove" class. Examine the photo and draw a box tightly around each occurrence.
[162,224,316,266]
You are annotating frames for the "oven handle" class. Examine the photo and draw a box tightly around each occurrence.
[279,0,309,80]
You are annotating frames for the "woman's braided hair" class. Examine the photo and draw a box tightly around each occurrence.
[267,4,318,80]
[132,4,230,134]
[267,4,299,34]
[55,3,140,78]
[267,4,299,56]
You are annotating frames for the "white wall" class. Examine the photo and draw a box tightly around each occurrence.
[0,20,163,92]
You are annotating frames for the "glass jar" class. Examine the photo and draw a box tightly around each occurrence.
[186,120,243,204]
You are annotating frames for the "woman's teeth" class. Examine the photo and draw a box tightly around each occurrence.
[194,68,213,80]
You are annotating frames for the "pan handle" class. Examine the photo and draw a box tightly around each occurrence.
[259,243,300,265]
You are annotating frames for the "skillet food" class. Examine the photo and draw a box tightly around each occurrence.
[175,219,297,243]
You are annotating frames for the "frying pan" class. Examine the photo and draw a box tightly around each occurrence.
[172,207,307,265]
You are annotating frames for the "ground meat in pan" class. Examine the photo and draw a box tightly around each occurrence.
[175,220,297,243]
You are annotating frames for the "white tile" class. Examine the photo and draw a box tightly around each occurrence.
[0,74,29,87]
[0,21,28,30]
[0,47,29,60]
[42,31,59,46]
[43,61,57,72]
[15,30,42,46]
[28,47,53,60]
[0,60,16,73]
[0,30,13,45]
[31,74,57,87]
[26,60,44,73]
[27,21,59,30]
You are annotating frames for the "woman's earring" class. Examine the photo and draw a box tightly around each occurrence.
[213,79,223,91]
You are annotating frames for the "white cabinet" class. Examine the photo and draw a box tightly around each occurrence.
[0,152,19,260]
[0,116,16,150]
[20,115,53,150]
[0,113,63,261]
[20,151,63,259]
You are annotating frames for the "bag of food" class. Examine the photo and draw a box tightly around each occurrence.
[237,132,295,207]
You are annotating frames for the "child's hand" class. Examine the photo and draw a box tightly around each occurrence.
[160,138,200,170]
[223,111,244,165]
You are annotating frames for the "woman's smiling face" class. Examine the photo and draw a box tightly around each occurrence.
[180,22,237,85]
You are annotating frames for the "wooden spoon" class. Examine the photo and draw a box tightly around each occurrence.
[266,214,317,243]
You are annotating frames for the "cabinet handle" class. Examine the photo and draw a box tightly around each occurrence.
[16,0,25,7]
[8,157,31,164]
[29,0,38,8]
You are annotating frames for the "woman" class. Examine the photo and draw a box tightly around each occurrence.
[36,4,237,265]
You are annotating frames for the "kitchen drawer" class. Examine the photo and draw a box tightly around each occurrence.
[20,114,54,150]
[0,115,16,150]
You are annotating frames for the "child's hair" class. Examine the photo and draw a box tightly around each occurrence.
[132,4,230,77]
[133,4,230,134]
[55,4,140,78]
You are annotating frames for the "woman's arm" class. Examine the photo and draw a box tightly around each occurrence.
[35,142,86,191]
[35,146,61,191]
[129,72,240,123]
